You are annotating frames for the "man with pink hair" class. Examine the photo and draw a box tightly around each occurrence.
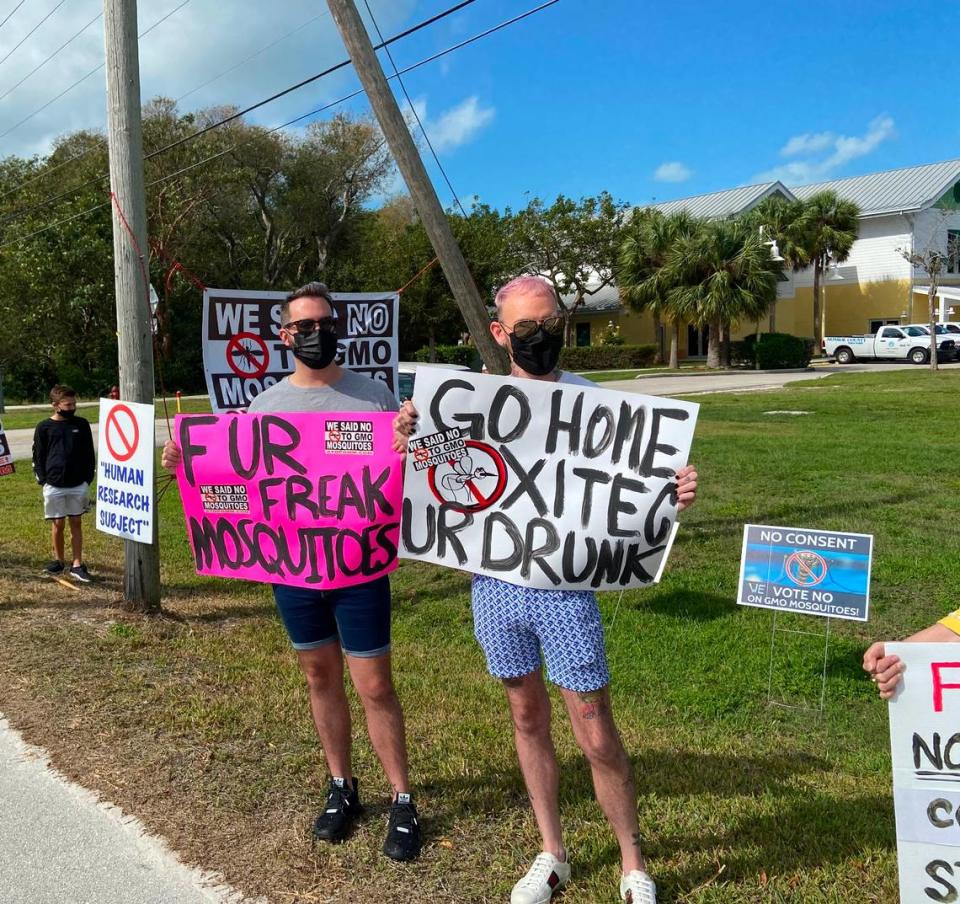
[396,276,698,904]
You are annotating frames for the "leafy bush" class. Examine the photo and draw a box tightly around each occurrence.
[558,344,657,371]
[730,334,759,367]
[412,344,480,368]
[754,332,815,369]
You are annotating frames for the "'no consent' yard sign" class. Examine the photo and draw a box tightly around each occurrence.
[202,288,399,412]
[96,399,155,544]
[737,524,873,622]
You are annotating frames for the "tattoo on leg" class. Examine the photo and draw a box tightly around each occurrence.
[577,690,605,721]
[632,831,643,850]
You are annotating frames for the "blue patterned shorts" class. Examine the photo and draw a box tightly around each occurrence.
[471,575,610,692]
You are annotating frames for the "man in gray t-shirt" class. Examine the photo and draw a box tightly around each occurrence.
[163,282,420,862]
[247,367,398,416]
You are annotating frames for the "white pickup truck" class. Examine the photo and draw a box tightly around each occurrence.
[824,325,956,364]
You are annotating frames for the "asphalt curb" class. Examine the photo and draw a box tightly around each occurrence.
[630,367,817,380]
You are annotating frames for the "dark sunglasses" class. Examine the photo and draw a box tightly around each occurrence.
[501,314,565,341]
[282,316,337,335]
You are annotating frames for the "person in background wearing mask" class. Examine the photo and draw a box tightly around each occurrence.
[161,282,422,862]
[32,384,96,582]
[393,276,698,904]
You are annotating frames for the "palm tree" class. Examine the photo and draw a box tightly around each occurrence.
[618,208,700,368]
[744,196,809,331]
[662,218,783,368]
[792,191,860,348]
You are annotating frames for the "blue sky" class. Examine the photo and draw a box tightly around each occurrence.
[2,0,957,211]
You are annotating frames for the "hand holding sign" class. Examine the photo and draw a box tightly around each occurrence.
[400,370,698,591]
[175,411,402,589]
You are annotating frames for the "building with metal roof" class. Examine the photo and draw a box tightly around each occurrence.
[791,159,960,218]
[569,158,960,357]
[650,181,795,219]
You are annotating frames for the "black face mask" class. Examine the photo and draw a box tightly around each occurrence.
[508,327,563,376]
[292,327,338,370]
[57,408,75,419]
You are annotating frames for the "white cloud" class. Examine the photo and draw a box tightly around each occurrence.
[780,131,835,157]
[0,0,418,158]
[427,95,495,152]
[653,161,693,183]
[754,115,896,185]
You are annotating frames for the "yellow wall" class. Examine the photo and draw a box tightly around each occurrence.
[571,277,949,357]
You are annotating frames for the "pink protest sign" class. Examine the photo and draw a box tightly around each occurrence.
[175,411,402,589]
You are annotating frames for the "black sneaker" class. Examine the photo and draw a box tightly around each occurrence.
[383,794,422,861]
[44,560,64,575]
[312,777,361,843]
[68,564,92,583]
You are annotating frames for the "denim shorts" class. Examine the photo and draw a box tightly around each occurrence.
[271,575,392,657]
[471,575,610,692]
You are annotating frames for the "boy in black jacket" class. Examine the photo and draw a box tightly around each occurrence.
[32,385,95,582]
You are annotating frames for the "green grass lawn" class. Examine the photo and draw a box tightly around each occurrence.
[2,369,958,902]
[0,396,212,431]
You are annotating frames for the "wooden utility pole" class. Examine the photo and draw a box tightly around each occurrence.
[326,0,509,375]
[103,0,161,610]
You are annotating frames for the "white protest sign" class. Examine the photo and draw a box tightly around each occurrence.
[888,642,960,902]
[0,419,13,476]
[96,399,154,544]
[400,370,698,591]
[201,288,399,412]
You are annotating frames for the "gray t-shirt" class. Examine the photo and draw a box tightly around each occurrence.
[246,369,399,414]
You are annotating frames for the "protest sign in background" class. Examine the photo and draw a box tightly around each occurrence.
[887,643,960,902]
[400,370,698,591]
[737,525,873,622]
[202,288,398,412]
[0,420,13,476]
[96,399,155,544]
[175,411,402,589]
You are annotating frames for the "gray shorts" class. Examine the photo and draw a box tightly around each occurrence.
[43,483,91,520]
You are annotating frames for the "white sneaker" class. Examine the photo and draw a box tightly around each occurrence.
[620,869,657,904]
[510,852,570,904]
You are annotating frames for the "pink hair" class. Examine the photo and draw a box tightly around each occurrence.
[493,275,558,314]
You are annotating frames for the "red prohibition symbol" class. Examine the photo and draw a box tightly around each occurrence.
[427,440,508,514]
[105,404,139,463]
[226,332,270,379]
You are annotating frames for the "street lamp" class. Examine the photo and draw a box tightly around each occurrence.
[759,225,784,262]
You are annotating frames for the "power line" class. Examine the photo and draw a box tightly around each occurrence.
[362,0,467,217]
[0,0,70,69]
[0,0,562,251]
[0,0,188,145]
[175,10,331,105]
[148,0,478,161]
[144,0,562,198]
[0,9,102,103]
[2,0,477,225]
[0,1,314,197]
[0,0,27,31]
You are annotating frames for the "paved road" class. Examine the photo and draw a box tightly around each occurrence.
[7,362,957,461]
[6,419,175,463]
[606,360,960,397]
[0,717,248,904]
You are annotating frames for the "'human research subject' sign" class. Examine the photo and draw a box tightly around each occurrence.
[400,369,698,591]
[888,643,960,902]
[736,524,873,622]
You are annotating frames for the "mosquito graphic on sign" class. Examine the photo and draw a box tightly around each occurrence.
[426,441,507,513]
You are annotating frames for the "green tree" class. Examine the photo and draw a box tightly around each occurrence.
[792,190,860,348]
[664,218,783,368]
[510,192,629,345]
[618,208,700,368]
